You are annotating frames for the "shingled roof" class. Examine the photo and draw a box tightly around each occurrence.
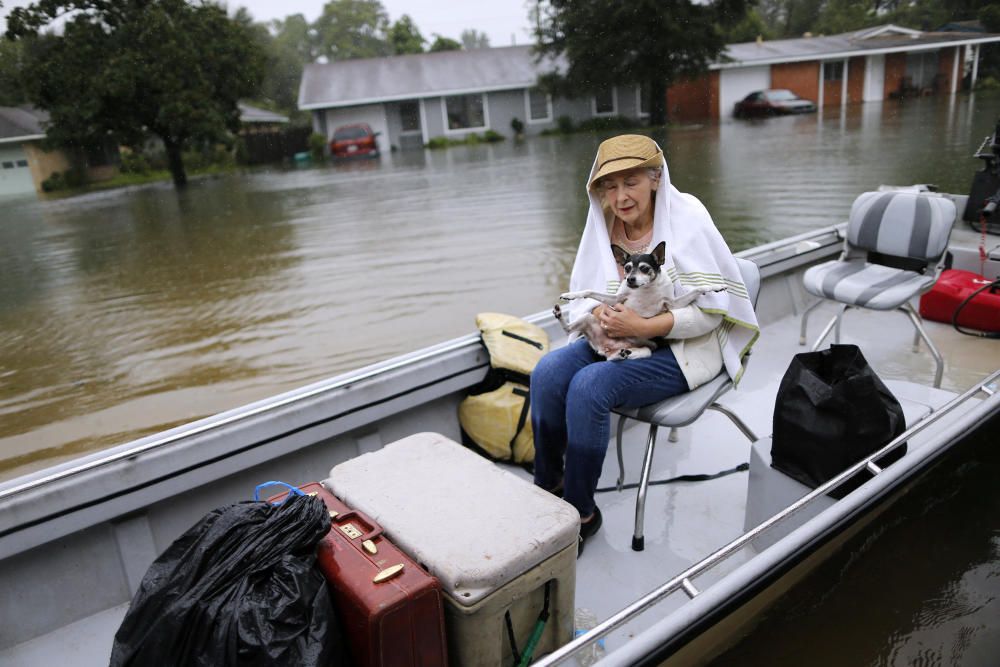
[720,24,1000,68]
[299,45,562,110]
[0,106,47,144]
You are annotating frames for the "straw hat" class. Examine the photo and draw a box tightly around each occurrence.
[588,134,663,191]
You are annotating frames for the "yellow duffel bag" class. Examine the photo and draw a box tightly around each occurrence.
[458,313,549,466]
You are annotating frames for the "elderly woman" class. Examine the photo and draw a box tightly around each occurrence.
[531,134,759,554]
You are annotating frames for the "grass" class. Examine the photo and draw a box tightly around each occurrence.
[42,164,238,199]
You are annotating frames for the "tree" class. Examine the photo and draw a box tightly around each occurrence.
[6,0,266,188]
[389,14,425,54]
[460,29,490,49]
[429,35,462,52]
[534,0,751,125]
[312,0,390,60]
[0,38,27,105]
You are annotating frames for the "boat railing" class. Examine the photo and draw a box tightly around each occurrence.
[533,369,1000,666]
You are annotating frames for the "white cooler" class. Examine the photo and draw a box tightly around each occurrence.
[325,432,579,666]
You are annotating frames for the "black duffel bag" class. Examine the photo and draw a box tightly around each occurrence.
[771,344,906,499]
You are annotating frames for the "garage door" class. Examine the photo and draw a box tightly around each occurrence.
[0,144,35,197]
[324,104,390,156]
[719,66,772,120]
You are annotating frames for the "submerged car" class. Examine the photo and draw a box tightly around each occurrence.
[734,89,817,118]
[329,123,380,159]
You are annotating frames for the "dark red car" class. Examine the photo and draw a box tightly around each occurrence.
[329,123,380,159]
[733,89,817,119]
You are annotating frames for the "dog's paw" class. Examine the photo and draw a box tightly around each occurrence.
[552,304,563,320]
[618,349,632,359]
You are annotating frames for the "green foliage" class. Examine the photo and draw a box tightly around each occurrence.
[483,129,505,142]
[7,0,266,188]
[40,165,87,192]
[975,76,1000,90]
[425,132,504,149]
[308,132,328,160]
[534,0,750,124]
[425,136,449,149]
[721,8,777,42]
[429,35,462,52]
[575,116,639,132]
[313,0,391,60]
[119,150,151,175]
[510,117,525,135]
[389,15,425,54]
[557,115,575,133]
[460,29,490,49]
[0,39,27,105]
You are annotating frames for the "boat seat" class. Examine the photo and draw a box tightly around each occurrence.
[799,191,957,388]
[612,257,761,552]
[744,381,935,551]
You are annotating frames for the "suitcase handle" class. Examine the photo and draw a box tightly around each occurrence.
[331,509,384,541]
[253,481,304,504]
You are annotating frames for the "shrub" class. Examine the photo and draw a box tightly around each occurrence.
[426,136,449,149]
[974,76,1000,91]
[483,129,505,142]
[556,115,574,133]
[308,132,327,160]
[510,117,524,135]
[119,150,151,175]
[575,116,636,132]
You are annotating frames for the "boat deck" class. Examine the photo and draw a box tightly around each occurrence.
[4,222,999,665]
[6,294,996,665]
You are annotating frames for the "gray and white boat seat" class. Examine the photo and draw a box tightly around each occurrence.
[799,191,957,387]
[612,257,762,552]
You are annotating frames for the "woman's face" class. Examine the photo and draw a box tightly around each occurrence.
[600,169,657,226]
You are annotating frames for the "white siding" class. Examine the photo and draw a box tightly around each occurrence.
[719,66,771,119]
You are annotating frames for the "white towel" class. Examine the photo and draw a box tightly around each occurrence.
[564,141,760,385]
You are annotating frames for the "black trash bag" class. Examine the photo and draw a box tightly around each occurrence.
[771,344,906,499]
[110,493,345,667]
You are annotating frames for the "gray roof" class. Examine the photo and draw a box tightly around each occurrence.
[238,103,289,124]
[299,45,562,110]
[721,24,1000,68]
[0,106,47,143]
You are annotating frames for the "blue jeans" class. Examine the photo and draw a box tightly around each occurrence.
[531,339,689,517]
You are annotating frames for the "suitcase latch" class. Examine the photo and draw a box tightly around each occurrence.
[362,539,378,555]
[373,563,404,583]
[339,523,363,540]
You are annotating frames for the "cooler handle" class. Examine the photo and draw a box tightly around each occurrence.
[254,481,305,504]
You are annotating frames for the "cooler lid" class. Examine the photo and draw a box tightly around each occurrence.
[324,432,579,606]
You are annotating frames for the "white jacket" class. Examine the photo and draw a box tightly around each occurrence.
[668,305,723,390]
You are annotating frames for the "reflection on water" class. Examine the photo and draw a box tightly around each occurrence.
[0,94,998,477]
[712,413,1000,667]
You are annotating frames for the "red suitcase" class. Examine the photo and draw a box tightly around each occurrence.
[268,482,449,667]
[919,269,1000,332]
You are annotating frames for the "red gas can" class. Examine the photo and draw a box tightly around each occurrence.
[269,482,449,667]
[919,269,1000,332]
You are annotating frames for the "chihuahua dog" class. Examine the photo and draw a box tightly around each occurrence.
[553,241,726,360]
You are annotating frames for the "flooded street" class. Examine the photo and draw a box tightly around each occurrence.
[1,93,998,479]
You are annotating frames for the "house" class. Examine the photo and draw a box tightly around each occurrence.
[0,106,53,197]
[670,24,1000,121]
[0,106,121,198]
[298,46,646,152]
[299,24,1000,143]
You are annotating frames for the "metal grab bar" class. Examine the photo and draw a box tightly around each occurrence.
[533,369,1000,666]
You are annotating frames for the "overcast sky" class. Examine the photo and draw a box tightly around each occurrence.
[0,0,537,47]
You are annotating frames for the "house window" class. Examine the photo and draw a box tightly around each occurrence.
[16,160,28,167]
[592,87,616,116]
[399,101,421,133]
[823,61,844,81]
[527,88,551,122]
[637,85,651,117]
[444,94,486,130]
[1,161,13,169]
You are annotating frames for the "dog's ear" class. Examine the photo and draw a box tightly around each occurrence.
[611,245,630,266]
[651,241,667,266]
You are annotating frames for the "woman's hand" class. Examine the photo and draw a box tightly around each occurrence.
[598,304,675,339]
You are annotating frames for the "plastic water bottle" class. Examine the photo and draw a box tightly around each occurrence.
[574,608,606,666]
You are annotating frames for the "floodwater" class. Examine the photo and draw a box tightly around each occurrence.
[0,94,997,481]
